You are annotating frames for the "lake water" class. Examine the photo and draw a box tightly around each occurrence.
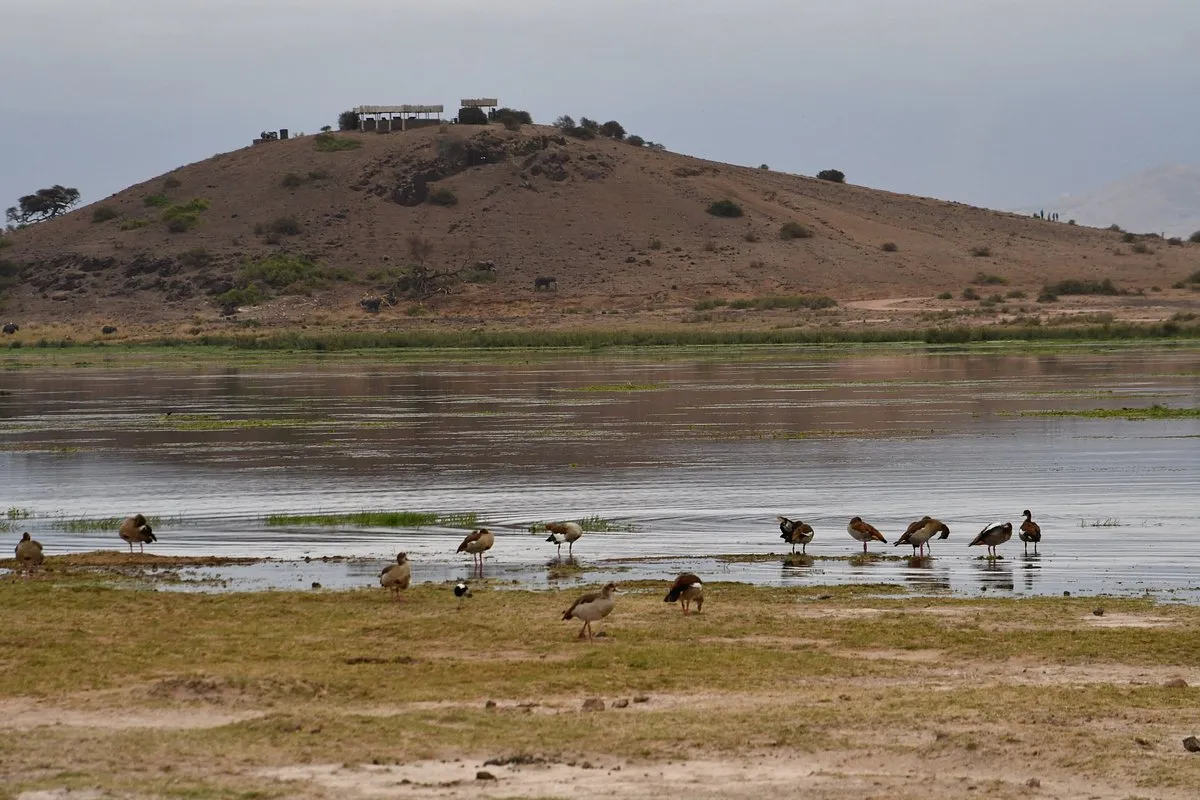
[2,344,1198,599]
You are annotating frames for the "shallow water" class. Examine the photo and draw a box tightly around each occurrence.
[2,345,1198,599]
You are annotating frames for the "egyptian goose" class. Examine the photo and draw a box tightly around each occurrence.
[453,580,472,610]
[14,532,44,577]
[664,573,704,614]
[457,528,495,576]
[847,516,887,552]
[118,514,156,553]
[969,521,1013,558]
[895,516,950,557]
[777,516,815,554]
[545,521,583,559]
[379,553,411,602]
[1019,510,1041,555]
[562,582,617,642]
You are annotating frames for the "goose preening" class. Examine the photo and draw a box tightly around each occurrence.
[379,553,411,602]
[562,582,617,642]
[457,528,495,576]
[1019,510,1042,555]
[969,521,1013,559]
[545,521,583,559]
[847,516,887,553]
[664,573,704,615]
[895,516,950,557]
[14,532,44,577]
[453,580,473,610]
[777,516,815,554]
[118,514,156,553]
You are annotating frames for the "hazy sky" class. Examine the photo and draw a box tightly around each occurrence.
[1,0,1196,212]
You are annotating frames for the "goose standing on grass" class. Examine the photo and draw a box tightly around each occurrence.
[847,516,887,553]
[545,521,583,559]
[453,580,472,610]
[664,573,704,615]
[562,582,617,642]
[777,516,815,554]
[14,532,44,577]
[969,521,1012,559]
[379,553,411,602]
[118,514,156,553]
[895,516,950,557]
[457,528,495,576]
[1019,510,1042,555]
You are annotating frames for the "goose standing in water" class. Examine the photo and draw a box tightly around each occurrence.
[545,521,583,560]
[457,528,495,577]
[895,516,950,557]
[118,514,156,553]
[562,582,617,642]
[14,532,44,577]
[847,516,887,553]
[1019,510,1042,555]
[664,573,704,615]
[969,521,1012,559]
[379,553,411,602]
[776,516,815,554]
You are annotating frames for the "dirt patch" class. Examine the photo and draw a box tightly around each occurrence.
[1083,612,1175,628]
[0,697,261,731]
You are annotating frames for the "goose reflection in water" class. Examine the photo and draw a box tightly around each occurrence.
[904,559,952,593]
[1020,552,1042,590]
[974,558,1015,592]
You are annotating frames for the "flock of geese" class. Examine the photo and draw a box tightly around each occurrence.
[10,510,1043,642]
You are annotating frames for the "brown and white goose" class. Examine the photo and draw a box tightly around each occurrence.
[847,516,887,553]
[545,521,583,559]
[969,521,1013,558]
[118,514,156,553]
[379,552,411,602]
[664,573,704,614]
[457,528,495,576]
[561,582,617,641]
[895,516,950,557]
[777,516,815,554]
[14,532,44,577]
[1019,510,1042,555]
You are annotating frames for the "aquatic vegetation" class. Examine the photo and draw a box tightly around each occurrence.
[6,507,32,520]
[571,382,665,392]
[1023,404,1200,420]
[528,515,634,533]
[51,515,163,532]
[157,413,336,430]
[264,511,479,528]
[1080,518,1124,528]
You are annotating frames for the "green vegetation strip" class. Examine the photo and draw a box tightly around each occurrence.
[264,511,479,528]
[52,516,162,533]
[1022,404,1200,420]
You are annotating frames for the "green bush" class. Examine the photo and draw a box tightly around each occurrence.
[1006,289,1027,299]
[973,271,1006,285]
[313,133,361,152]
[427,187,458,206]
[215,285,265,310]
[489,108,532,125]
[163,176,182,190]
[880,241,898,252]
[1037,291,1058,303]
[816,169,845,183]
[693,298,728,311]
[626,135,646,147]
[178,247,212,268]
[464,268,497,284]
[161,198,210,232]
[240,254,325,291]
[457,106,488,125]
[91,206,119,223]
[707,199,743,218]
[338,110,359,131]
[118,218,149,231]
[962,287,980,300]
[143,194,170,208]
[1041,278,1119,296]
[267,216,302,236]
[165,218,190,233]
[599,120,626,140]
[649,238,663,250]
[779,222,812,240]
[969,246,992,258]
[936,291,953,300]
[281,173,305,188]
[726,295,837,310]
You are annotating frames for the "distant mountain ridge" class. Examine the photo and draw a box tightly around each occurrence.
[1019,164,1200,237]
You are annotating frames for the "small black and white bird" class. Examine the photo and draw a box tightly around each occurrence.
[1019,509,1042,555]
[453,580,473,609]
[969,521,1013,558]
[776,516,815,554]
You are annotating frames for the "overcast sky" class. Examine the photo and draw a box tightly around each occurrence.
[1,0,1196,212]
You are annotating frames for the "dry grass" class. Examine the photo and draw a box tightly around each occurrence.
[4,565,1200,797]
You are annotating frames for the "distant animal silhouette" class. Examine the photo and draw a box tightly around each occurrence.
[101,326,117,335]
[2,323,18,335]
[534,276,557,291]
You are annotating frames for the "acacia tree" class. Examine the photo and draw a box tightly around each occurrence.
[6,185,81,224]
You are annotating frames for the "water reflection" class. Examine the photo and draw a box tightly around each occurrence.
[973,558,1015,592]
[1020,554,1042,591]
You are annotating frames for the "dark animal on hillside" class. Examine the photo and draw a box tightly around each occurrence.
[101,325,117,334]
[2,323,18,335]
[534,276,557,291]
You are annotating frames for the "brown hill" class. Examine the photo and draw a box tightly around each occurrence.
[2,124,1197,337]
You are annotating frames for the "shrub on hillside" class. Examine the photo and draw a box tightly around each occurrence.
[163,176,182,190]
[1167,237,1183,246]
[936,291,953,300]
[1190,230,1200,243]
[91,206,119,223]
[427,187,458,206]
[553,115,575,130]
[599,120,626,140]
[338,110,359,131]
[972,271,1006,285]
[969,246,992,258]
[779,222,812,240]
[816,169,845,183]
[1131,241,1152,254]
[880,241,898,252]
[166,218,191,233]
[313,133,361,153]
[178,247,212,269]
[563,125,595,140]
[1042,278,1119,296]
[118,218,149,231]
[1121,232,1136,243]
[457,106,488,125]
[962,287,980,300]
[707,199,743,218]
[143,194,170,208]
[489,108,532,125]
[281,173,305,188]
[267,216,302,236]
[626,135,646,147]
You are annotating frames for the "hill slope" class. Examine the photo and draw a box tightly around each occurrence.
[1,125,1197,334]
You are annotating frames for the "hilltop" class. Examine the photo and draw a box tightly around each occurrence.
[1,123,1198,340]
